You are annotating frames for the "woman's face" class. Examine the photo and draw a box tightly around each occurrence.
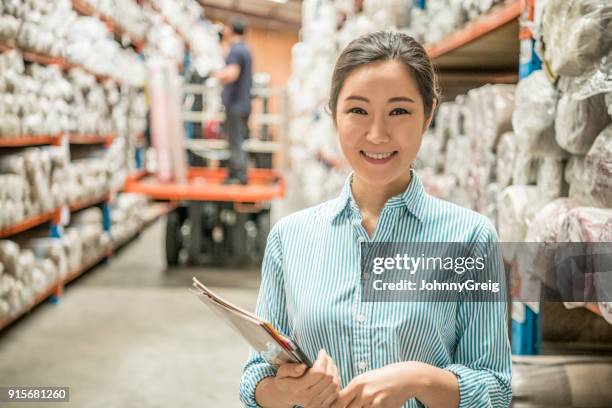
[335,60,432,187]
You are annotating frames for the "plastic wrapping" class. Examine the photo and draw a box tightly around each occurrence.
[444,136,471,186]
[416,132,441,171]
[496,132,517,188]
[607,92,612,117]
[542,0,612,76]
[584,124,612,207]
[497,186,543,243]
[555,92,611,154]
[537,157,566,201]
[433,103,453,154]
[520,199,575,287]
[512,152,539,186]
[558,207,612,242]
[463,85,515,152]
[513,71,566,157]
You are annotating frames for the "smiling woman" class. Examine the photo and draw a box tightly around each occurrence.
[240,31,512,408]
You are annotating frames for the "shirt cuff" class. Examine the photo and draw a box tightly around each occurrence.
[239,363,277,408]
[444,364,491,408]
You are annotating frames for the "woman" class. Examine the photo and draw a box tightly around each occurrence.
[240,31,511,408]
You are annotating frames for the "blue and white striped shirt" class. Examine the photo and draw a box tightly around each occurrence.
[240,170,512,407]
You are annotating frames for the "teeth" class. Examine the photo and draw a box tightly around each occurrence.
[363,151,393,160]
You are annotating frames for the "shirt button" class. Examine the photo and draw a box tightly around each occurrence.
[357,236,366,244]
[356,314,365,323]
[358,361,367,370]
[362,272,370,280]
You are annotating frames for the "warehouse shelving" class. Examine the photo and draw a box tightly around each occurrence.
[71,0,145,52]
[0,42,119,85]
[0,195,109,240]
[425,0,521,96]
[0,200,173,332]
[0,135,62,147]
[416,0,611,351]
[0,280,62,332]
[425,0,521,65]
[0,210,61,239]
[68,193,111,213]
[0,134,116,147]
[68,133,115,146]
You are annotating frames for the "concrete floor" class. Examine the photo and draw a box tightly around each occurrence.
[0,219,260,408]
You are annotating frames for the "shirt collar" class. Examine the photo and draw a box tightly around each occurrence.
[329,169,428,223]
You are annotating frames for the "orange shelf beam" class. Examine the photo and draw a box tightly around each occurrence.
[426,0,521,59]
[68,133,115,146]
[0,135,62,147]
[124,179,285,202]
[0,210,60,239]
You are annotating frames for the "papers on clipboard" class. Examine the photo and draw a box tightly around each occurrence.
[190,277,312,368]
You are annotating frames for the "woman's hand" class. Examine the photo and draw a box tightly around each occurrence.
[272,349,341,408]
[332,363,421,408]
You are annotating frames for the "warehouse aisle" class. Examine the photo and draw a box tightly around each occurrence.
[0,219,260,408]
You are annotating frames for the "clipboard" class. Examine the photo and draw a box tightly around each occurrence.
[191,277,312,368]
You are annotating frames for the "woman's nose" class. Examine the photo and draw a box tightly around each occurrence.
[366,118,390,144]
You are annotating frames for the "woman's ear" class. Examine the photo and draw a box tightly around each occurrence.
[422,98,438,133]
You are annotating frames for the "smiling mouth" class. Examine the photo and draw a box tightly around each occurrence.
[360,150,398,164]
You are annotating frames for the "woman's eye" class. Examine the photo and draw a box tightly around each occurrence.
[348,107,367,115]
[390,108,410,116]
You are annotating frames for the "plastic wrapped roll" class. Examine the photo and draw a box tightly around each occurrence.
[444,136,471,187]
[606,93,612,117]
[584,124,612,207]
[513,71,566,157]
[497,185,543,243]
[555,93,611,154]
[449,95,466,140]
[537,157,566,201]
[558,207,612,242]
[23,238,69,279]
[0,240,20,277]
[520,199,575,286]
[479,84,516,150]
[433,103,453,156]
[496,132,517,188]
[513,152,539,186]
[542,0,612,76]
[416,133,441,171]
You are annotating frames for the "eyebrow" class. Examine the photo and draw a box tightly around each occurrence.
[344,95,416,103]
[388,96,415,103]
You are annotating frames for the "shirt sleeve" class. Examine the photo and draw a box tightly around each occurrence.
[227,46,243,68]
[239,224,291,407]
[444,221,512,408]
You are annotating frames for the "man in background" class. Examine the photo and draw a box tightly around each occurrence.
[213,19,253,185]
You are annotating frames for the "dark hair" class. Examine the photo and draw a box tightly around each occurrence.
[231,18,246,35]
[329,31,440,120]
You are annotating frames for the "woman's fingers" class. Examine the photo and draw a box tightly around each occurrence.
[307,380,340,408]
[333,383,359,408]
[303,349,331,389]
